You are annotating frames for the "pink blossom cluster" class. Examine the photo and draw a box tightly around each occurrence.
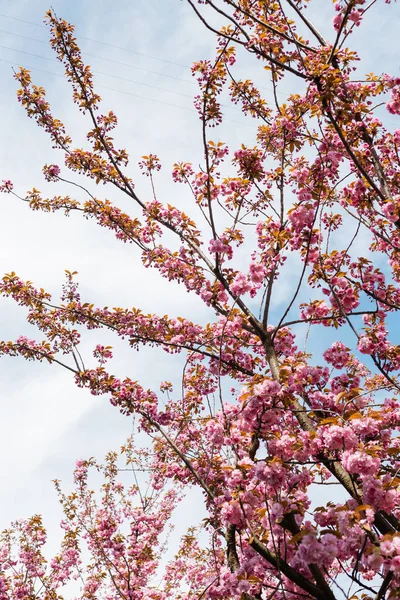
[172,161,194,183]
[0,179,13,193]
[323,342,351,369]
[288,203,315,233]
[387,78,400,115]
[43,163,60,181]
[139,153,162,176]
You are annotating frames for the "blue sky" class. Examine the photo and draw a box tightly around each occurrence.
[0,0,220,543]
[0,0,399,572]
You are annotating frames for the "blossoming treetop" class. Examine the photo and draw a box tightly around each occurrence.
[1,1,400,598]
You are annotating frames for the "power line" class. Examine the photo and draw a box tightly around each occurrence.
[0,12,189,69]
[0,12,284,98]
[0,12,44,29]
[0,11,286,103]
[0,44,196,101]
[0,44,243,113]
[0,58,251,127]
[0,28,197,86]
[0,56,196,113]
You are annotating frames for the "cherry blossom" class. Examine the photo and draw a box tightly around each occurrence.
[2,3,400,599]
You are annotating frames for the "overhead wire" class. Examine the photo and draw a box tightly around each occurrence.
[0,10,284,123]
[0,56,198,115]
[0,11,189,68]
[0,28,197,86]
[0,43,197,101]
[0,43,248,116]
[0,56,197,113]
[0,57,253,127]
[0,11,284,97]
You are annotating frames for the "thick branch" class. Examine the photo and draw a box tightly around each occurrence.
[249,537,336,600]
[263,338,398,536]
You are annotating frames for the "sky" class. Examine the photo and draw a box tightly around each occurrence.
[0,0,223,549]
[0,0,399,580]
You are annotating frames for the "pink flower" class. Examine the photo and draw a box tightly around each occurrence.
[320,425,357,451]
[93,344,113,364]
[0,179,13,193]
[208,237,233,259]
[349,10,362,26]
[387,82,400,115]
[342,450,380,475]
[358,335,375,355]
[381,539,395,555]
[382,201,399,223]
[139,153,161,176]
[333,14,343,31]
[172,161,194,183]
[43,164,61,181]
[230,272,251,296]
[249,262,266,284]
[323,342,350,369]
[288,204,315,232]
[48,164,60,177]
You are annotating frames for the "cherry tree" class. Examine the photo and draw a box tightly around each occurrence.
[0,441,212,600]
[1,1,400,598]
